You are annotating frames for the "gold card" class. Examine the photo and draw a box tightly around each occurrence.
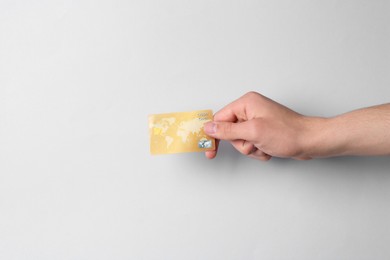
[148,110,215,155]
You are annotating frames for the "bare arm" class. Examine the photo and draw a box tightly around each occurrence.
[305,104,390,158]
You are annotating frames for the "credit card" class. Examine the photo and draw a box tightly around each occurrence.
[148,109,215,155]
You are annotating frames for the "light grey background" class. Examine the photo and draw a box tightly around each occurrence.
[1,0,389,259]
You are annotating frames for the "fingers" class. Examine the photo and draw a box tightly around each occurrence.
[205,135,256,160]
[205,139,219,159]
[213,106,238,123]
[213,95,248,122]
[205,139,271,161]
[231,140,271,161]
[204,101,240,159]
[207,138,271,161]
[204,92,264,159]
[204,119,260,159]
[248,149,272,161]
[230,139,255,155]
[213,91,265,122]
[213,96,241,122]
[204,120,258,141]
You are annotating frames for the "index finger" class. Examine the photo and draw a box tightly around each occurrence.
[205,94,250,159]
[214,94,250,123]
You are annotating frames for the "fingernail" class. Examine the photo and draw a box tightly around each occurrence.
[204,122,216,134]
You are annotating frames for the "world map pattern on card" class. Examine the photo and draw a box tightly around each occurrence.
[148,110,215,155]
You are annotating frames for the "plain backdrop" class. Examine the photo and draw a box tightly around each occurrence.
[1,0,389,259]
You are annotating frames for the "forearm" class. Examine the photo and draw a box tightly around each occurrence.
[303,104,390,158]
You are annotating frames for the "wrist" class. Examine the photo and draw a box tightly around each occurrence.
[299,116,344,158]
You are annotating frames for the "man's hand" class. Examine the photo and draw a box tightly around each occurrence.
[204,91,390,160]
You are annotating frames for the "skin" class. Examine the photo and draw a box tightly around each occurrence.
[204,91,390,161]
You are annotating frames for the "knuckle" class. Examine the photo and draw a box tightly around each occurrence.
[244,91,258,98]
[242,149,252,156]
[242,143,254,155]
[260,155,271,161]
[244,91,262,101]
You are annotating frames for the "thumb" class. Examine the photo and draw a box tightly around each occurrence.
[204,121,249,141]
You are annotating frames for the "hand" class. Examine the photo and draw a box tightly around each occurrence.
[204,91,390,160]
[204,91,313,161]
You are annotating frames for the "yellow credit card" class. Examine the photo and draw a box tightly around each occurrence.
[148,109,215,155]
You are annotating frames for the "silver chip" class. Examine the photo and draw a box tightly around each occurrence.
[198,139,212,148]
